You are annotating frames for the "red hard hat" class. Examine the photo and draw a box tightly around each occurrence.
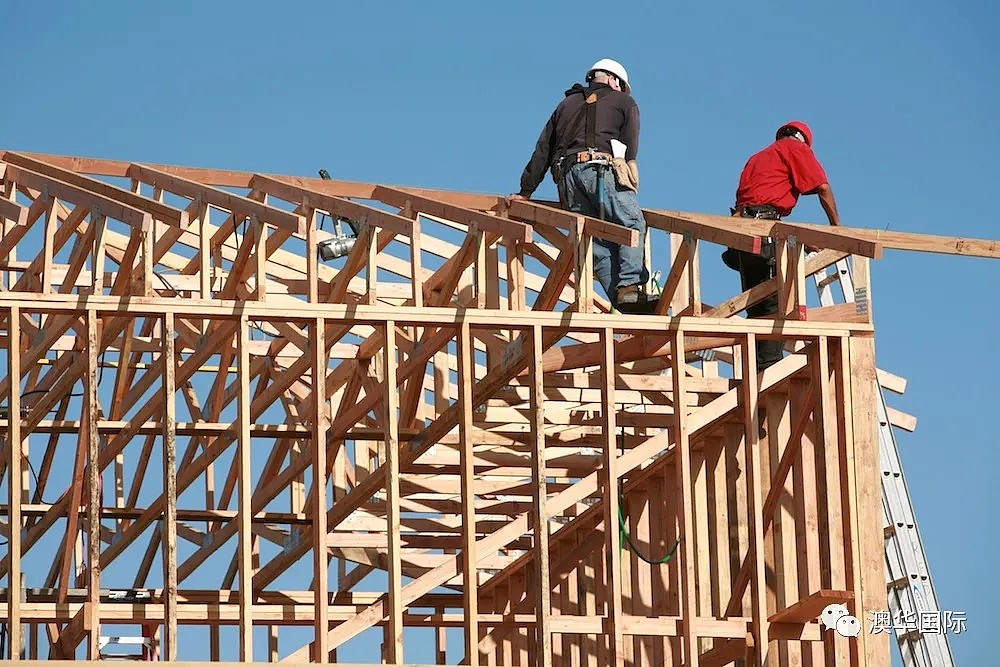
[776,120,813,147]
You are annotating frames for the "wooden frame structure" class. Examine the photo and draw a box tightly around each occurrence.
[0,152,995,665]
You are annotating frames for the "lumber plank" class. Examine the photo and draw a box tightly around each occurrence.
[127,163,303,233]
[2,152,188,227]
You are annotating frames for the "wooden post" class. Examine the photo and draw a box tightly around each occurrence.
[161,312,178,660]
[668,233,690,313]
[383,321,403,662]
[236,315,253,660]
[670,330,699,666]
[312,318,330,662]
[740,334,768,666]
[457,321,480,666]
[305,207,319,303]
[848,335,888,665]
[7,307,22,659]
[198,200,212,299]
[531,324,553,667]
[574,217,593,312]
[85,310,101,658]
[599,328,624,666]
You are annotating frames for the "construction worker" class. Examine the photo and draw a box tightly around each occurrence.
[510,58,653,312]
[722,120,842,370]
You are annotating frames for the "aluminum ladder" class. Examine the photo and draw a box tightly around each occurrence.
[812,257,955,666]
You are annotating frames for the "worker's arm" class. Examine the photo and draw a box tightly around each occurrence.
[516,114,557,198]
[815,182,841,226]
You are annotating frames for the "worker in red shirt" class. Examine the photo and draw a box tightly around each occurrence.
[722,120,842,370]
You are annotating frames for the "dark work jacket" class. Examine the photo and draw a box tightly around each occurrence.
[517,82,641,198]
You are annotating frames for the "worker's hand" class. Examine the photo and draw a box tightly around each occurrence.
[505,193,527,207]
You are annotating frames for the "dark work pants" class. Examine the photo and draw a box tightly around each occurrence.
[726,248,785,371]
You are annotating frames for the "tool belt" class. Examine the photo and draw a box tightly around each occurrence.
[739,204,782,220]
[561,150,614,165]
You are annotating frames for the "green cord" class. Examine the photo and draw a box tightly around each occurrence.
[618,489,681,565]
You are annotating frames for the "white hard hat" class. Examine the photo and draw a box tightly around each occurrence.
[586,58,630,93]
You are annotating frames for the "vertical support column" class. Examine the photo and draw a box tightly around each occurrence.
[236,315,254,660]
[7,306,22,659]
[92,213,108,295]
[670,330,699,666]
[573,217,593,312]
[852,256,872,324]
[410,214,423,308]
[530,324,553,667]
[85,310,101,659]
[457,321,480,666]
[198,200,212,299]
[506,237,526,311]
[366,224,380,305]
[305,207,319,303]
[848,335,888,665]
[383,321,403,662]
[668,233,690,313]
[685,235,702,315]
[312,318,330,662]
[776,235,806,320]
[599,328,623,666]
[142,217,154,297]
[474,225,488,310]
[40,198,57,294]
[253,215,267,301]
[739,334,768,666]
[161,313,178,660]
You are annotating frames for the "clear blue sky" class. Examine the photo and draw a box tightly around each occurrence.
[3,1,997,664]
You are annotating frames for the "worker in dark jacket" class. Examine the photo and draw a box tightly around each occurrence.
[722,120,842,369]
[510,59,651,311]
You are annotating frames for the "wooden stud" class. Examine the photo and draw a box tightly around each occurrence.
[161,313,178,660]
[236,315,253,660]
[383,321,404,662]
[531,324,553,667]
[457,321,480,666]
[85,310,101,658]
[600,328,624,666]
[670,330,699,666]
[311,317,329,661]
[6,307,22,659]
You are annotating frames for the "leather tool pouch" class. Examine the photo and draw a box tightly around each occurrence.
[611,158,639,191]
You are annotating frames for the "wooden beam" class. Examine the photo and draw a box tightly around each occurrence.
[127,164,303,233]
[1,152,188,227]
[768,589,854,624]
[531,325,553,667]
[4,165,151,229]
[161,313,178,660]
[383,321,404,662]
[457,322,480,667]
[236,316,253,660]
[85,311,101,659]
[507,199,638,247]
[376,186,532,242]
[251,174,415,238]
[6,307,22,659]
[311,319,330,662]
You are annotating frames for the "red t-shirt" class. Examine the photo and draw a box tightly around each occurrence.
[735,138,828,216]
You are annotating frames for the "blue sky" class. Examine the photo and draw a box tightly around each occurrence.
[3,1,998,664]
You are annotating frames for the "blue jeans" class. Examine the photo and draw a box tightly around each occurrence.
[562,162,649,301]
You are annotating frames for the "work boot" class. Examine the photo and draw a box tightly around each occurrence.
[617,293,661,315]
[615,284,641,307]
